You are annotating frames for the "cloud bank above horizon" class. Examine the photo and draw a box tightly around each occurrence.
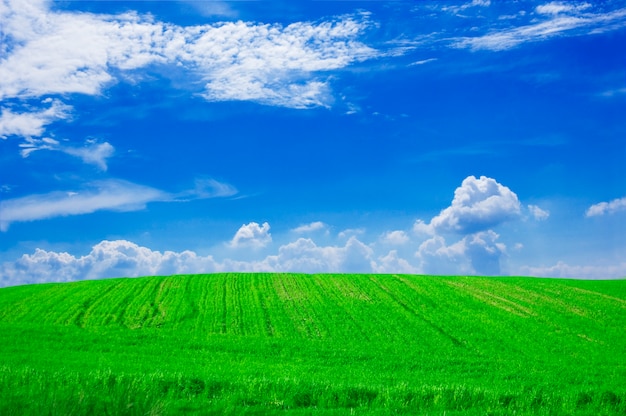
[3,175,624,287]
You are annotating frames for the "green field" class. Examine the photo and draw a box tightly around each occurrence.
[0,273,625,415]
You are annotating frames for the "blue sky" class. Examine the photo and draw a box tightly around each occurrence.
[1,0,625,285]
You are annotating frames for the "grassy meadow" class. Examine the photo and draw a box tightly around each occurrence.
[0,273,625,415]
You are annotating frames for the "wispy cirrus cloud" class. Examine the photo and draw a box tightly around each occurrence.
[0,180,166,231]
[20,138,115,170]
[452,3,626,51]
[0,178,236,231]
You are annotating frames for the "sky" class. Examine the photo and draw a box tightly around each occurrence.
[1,0,625,286]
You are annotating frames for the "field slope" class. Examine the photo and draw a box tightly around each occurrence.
[0,273,625,415]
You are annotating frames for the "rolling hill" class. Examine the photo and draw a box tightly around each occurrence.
[0,273,625,415]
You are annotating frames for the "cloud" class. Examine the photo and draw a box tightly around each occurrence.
[0,99,71,139]
[416,235,468,275]
[0,240,225,286]
[177,178,238,200]
[338,228,365,239]
[20,138,115,170]
[380,230,410,245]
[0,178,236,231]
[520,261,626,279]
[262,236,374,273]
[0,1,378,108]
[413,219,435,236]
[0,234,380,286]
[586,197,626,217]
[536,2,591,16]
[229,222,272,249]
[528,204,550,220]
[408,58,438,66]
[0,180,167,231]
[442,0,491,15]
[416,230,506,275]
[183,16,377,108]
[373,250,418,274]
[292,221,328,234]
[430,175,521,234]
[181,0,238,18]
[453,5,626,51]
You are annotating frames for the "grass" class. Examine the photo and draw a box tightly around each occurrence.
[0,273,625,414]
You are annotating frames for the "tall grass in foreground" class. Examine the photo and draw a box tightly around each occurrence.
[0,273,625,414]
[1,365,624,415]
[2,365,624,415]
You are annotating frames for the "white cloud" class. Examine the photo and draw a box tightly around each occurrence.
[413,219,435,236]
[453,6,626,51]
[416,230,506,275]
[0,1,378,108]
[20,138,115,170]
[442,0,491,15]
[0,235,379,286]
[338,228,365,239]
[0,178,236,231]
[520,261,626,279]
[373,250,418,274]
[0,180,167,231]
[0,240,225,286]
[292,221,328,234]
[536,2,591,16]
[229,222,272,249]
[586,197,626,217]
[430,175,521,234]
[528,204,550,220]
[261,236,374,273]
[177,178,238,200]
[416,235,469,275]
[380,230,410,245]
[0,99,71,139]
[409,58,438,66]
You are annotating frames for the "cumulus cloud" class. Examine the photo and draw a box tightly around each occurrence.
[262,236,374,273]
[453,4,626,51]
[229,222,272,249]
[0,178,236,231]
[380,230,410,245]
[430,175,521,234]
[0,99,71,139]
[0,236,378,287]
[586,197,626,217]
[373,250,418,274]
[413,219,435,236]
[0,240,224,286]
[20,138,115,170]
[528,204,550,220]
[292,221,328,234]
[416,230,506,275]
